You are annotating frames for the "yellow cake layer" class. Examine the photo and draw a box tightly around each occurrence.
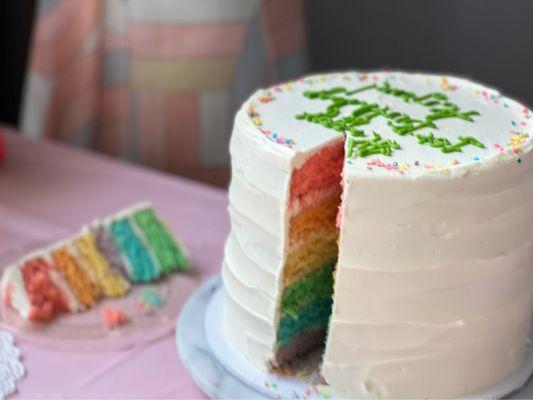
[283,232,338,286]
[289,193,340,247]
[74,234,130,298]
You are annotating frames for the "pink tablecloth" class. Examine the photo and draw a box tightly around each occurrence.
[0,128,228,398]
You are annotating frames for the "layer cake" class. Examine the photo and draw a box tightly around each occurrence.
[222,71,533,398]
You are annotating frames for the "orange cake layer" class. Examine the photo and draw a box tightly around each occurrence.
[52,248,99,308]
[289,192,341,248]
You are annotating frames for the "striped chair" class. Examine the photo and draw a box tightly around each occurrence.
[21,0,307,187]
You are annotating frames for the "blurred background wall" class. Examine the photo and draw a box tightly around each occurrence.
[1,0,533,187]
[306,0,533,106]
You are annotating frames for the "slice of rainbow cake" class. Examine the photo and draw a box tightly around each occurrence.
[0,203,188,322]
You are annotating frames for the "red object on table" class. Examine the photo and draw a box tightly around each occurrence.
[0,127,227,399]
[0,127,6,159]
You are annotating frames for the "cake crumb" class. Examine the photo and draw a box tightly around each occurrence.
[103,307,128,327]
[140,288,163,308]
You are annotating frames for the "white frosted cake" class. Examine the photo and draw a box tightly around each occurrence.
[221,71,533,398]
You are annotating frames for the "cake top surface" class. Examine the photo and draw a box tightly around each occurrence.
[245,71,532,177]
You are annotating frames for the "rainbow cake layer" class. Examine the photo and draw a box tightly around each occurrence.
[1,203,188,322]
[274,141,343,366]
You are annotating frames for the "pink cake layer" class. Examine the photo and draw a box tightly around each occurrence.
[289,139,344,208]
[22,258,70,321]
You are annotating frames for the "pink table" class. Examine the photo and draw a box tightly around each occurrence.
[0,127,228,398]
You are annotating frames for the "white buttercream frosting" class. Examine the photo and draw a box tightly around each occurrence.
[222,71,533,398]
[1,265,32,319]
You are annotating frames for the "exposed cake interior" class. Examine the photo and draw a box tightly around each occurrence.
[274,139,344,367]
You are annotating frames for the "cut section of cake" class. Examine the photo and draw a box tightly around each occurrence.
[222,71,533,398]
[1,202,189,323]
[274,140,343,368]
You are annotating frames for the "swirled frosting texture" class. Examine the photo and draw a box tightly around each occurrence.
[323,161,533,398]
[222,71,533,398]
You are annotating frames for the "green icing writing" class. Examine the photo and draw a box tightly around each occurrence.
[281,262,335,318]
[133,208,188,272]
[110,219,159,282]
[295,81,483,158]
[347,131,400,158]
[416,133,485,153]
[277,297,333,347]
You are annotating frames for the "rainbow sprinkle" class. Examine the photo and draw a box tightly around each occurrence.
[366,158,407,174]
[262,130,294,147]
[508,131,528,155]
[259,93,275,103]
[439,76,457,92]
[247,97,295,147]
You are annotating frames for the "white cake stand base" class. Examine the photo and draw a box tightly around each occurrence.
[177,275,533,399]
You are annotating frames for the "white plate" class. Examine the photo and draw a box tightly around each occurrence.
[177,275,533,399]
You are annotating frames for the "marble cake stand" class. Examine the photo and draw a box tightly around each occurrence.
[177,275,533,399]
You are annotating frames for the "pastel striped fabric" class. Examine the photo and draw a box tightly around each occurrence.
[21,0,307,187]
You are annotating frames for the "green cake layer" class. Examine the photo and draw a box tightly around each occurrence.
[278,297,333,347]
[110,218,160,282]
[281,262,335,318]
[277,262,335,348]
[133,208,188,272]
